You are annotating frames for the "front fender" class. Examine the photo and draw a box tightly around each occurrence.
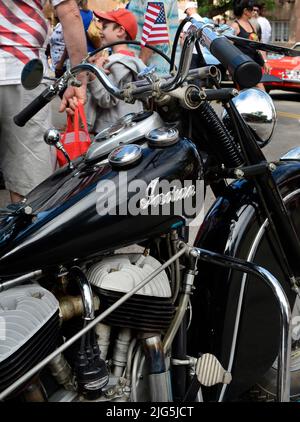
[188,160,300,400]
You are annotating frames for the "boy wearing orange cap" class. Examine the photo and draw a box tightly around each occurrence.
[86,9,145,133]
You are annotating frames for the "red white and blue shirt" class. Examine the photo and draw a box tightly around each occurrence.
[0,0,65,84]
[127,1,179,76]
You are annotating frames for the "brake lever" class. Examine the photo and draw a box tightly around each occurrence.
[137,65,158,84]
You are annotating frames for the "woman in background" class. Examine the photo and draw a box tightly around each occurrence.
[231,0,266,90]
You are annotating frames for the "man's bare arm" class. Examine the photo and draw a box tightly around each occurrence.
[55,0,88,112]
[55,0,87,66]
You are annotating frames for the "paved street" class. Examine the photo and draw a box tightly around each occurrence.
[0,90,299,210]
[264,91,300,161]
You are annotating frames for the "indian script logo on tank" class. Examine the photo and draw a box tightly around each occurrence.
[96,174,204,223]
[140,177,196,209]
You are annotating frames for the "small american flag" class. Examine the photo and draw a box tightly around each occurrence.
[141,2,170,46]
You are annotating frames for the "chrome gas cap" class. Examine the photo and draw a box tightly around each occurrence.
[108,144,142,167]
[146,127,179,147]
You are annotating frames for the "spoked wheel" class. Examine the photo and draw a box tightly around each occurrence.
[189,168,300,402]
[256,295,300,401]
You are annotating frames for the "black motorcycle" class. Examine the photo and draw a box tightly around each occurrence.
[1,20,300,403]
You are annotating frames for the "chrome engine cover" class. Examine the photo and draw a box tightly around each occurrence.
[85,111,164,161]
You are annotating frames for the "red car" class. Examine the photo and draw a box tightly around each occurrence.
[263,43,300,93]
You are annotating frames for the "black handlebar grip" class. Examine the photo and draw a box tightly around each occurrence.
[14,87,52,127]
[209,37,262,88]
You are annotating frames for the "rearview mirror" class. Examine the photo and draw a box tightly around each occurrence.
[21,59,44,90]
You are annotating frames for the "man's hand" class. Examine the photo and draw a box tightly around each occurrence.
[55,0,87,115]
[59,84,86,115]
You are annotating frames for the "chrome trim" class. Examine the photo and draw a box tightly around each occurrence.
[108,144,142,167]
[86,112,164,161]
[218,220,267,402]
[161,30,196,92]
[71,63,123,99]
[280,147,300,161]
[198,248,291,402]
[223,88,277,146]
[95,123,125,141]
[69,267,94,321]
[218,188,300,402]
[201,27,224,49]
[148,372,172,402]
[146,127,179,147]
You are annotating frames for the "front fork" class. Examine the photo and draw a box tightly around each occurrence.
[224,100,300,291]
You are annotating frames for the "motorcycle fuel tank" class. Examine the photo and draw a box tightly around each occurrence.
[0,136,203,276]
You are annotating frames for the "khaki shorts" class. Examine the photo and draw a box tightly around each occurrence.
[0,84,55,196]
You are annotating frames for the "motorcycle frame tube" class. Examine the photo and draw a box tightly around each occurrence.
[0,270,42,292]
[196,247,291,402]
[163,272,195,354]
[225,100,300,278]
[0,245,188,401]
[189,161,300,400]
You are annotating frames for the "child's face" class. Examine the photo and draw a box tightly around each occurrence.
[101,21,122,46]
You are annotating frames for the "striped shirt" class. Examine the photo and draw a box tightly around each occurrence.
[0,0,65,84]
[127,0,179,76]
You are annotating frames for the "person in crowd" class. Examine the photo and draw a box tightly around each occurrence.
[178,8,186,23]
[0,0,87,203]
[231,0,266,90]
[180,2,205,70]
[249,9,262,40]
[184,1,200,19]
[253,3,272,43]
[78,0,102,53]
[49,18,68,77]
[86,9,145,134]
[127,0,179,76]
[49,0,101,79]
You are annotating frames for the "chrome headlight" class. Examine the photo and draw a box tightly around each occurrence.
[222,88,277,148]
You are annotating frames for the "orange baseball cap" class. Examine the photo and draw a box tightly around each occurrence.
[94,9,138,41]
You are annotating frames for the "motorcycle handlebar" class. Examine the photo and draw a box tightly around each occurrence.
[209,36,262,88]
[14,22,262,125]
[199,24,262,88]
[14,86,55,127]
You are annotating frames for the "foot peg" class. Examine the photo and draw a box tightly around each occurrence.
[196,354,232,387]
